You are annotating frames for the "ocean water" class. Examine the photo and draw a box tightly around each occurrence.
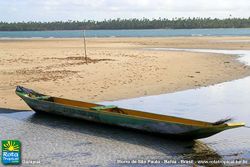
[0,28,250,38]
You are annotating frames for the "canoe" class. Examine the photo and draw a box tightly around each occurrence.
[16,86,245,140]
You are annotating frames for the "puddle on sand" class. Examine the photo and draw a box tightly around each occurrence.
[148,48,250,66]
[101,49,250,164]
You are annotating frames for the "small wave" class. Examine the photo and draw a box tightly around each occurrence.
[191,34,204,37]
[30,37,45,39]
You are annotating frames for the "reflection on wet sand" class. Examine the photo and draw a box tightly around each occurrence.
[183,141,223,167]
[0,110,223,166]
[0,107,26,113]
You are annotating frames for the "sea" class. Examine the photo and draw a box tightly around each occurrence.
[0,28,250,38]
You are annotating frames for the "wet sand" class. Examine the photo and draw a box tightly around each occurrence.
[1,37,250,110]
[0,111,225,167]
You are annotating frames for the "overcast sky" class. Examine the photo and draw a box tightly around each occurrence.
[1,0,250,22]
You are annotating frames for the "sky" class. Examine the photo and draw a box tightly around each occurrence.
[0,0,250,22]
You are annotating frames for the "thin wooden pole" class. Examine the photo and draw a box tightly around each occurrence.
[83,30,87,64]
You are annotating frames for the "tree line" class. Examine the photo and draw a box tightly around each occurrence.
[1,17,250,31]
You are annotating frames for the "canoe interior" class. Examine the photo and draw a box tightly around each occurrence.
[52,96,213,127]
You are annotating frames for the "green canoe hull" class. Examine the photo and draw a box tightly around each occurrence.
[16,86,245,140]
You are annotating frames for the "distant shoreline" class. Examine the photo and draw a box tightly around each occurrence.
[1,17,250,31]
[1,27,250,31]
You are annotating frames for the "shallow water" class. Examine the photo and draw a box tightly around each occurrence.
[149,48,250,66]
[101,49,250,165]
[1,49,250,166]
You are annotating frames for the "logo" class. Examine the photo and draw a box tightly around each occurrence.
[2,140,21,165]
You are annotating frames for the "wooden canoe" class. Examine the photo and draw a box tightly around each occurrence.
[16,86,245,140]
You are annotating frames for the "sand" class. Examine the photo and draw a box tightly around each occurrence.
[0,37,250,110]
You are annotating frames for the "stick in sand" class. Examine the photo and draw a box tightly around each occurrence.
[83,30,88,64]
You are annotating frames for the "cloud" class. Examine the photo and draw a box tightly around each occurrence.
[0,0,249,22]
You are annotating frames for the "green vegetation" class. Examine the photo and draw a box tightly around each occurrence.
[1,17,250,31]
